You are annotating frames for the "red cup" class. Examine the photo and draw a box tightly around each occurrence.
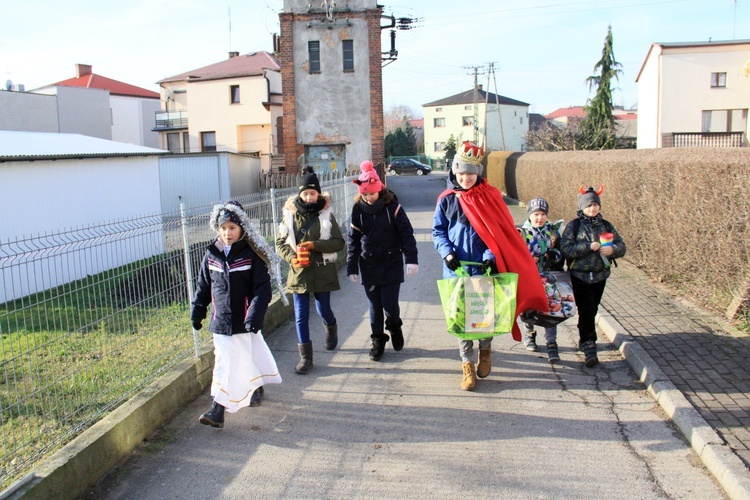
[296,245,310,267]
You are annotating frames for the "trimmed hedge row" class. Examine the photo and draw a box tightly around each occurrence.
[486,147,750,321]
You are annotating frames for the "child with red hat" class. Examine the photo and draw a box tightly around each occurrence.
[347,160,419,361]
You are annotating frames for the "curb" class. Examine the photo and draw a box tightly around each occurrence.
[597,310,750,500]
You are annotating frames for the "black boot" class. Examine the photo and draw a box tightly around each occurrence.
[199,401,225,428]
[582,340,599,367]
[386,319,404,351]
[249,386,264,407]
[296,342,314,374]
[323,320,338,350]
[369,334,389,361]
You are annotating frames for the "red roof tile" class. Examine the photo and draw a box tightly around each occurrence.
[51,73,159,99]
[545,106,586,119]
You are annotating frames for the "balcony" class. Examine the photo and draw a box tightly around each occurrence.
[664,132,746,148]
[153,110,188,131]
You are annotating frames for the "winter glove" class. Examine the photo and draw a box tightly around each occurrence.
[297,241,315,251]
[406,264,419,276]
[245,323,259,334]
[192,320,202,331]
[444,252,460,271]
[349,274,359,283]
[482,259,497,274]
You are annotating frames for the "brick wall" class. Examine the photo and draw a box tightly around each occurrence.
[279,7,384,173]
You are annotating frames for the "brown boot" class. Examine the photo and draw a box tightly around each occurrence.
[476,348,492,378]
[461,361,477,391]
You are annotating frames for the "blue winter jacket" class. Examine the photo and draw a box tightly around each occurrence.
[191,238,272,335]
[432,178,494,279]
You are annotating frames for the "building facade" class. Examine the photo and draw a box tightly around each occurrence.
[278,0,385,173]
[636,39,750,149]
[155,51,282,172]
[423,87,529,159]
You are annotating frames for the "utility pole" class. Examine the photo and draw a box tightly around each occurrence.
[463,65,485,144]
[488,62,505,150]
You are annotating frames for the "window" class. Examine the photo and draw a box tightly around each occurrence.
[462,116,474,127]
[201,131,216,152]
[433,117,445,128]
[182,132,190,152]
[167,132,180,152]
[230,85,240,104]
[434,142,445,152]
[435,107,442,112]
[308,41,321,74]
[710,72,726,88]
[342,39,354,72]
[464,105,472,110]
[702,109,747,132]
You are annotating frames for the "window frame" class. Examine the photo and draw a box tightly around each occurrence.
[308,41,321,74]
[230,84,240,104]
[462,116,474,127]
[710,72,727,88]
[342,39,354,72]
[201,131,217,152]
[433,117,445,128]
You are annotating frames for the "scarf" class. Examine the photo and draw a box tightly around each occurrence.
[439,179,549,341]
[295,197,326,214]
[358,197,387,216]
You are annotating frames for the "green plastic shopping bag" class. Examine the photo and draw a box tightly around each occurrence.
[437,261,518,340]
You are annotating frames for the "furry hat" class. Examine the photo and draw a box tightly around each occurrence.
[527,198,549,217]
[578,185,604,211]
[451,141,484,175]
[299,166,321,193]
[208,201,288,306]
[354,161,383,194]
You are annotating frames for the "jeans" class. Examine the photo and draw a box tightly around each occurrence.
[293,292,336,344]
[363,283,401,339]
[570,275,607,344]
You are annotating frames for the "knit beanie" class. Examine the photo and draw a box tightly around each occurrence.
[210,201,246,232]
[527,198,549,217]
[451,141,484,175]
[354,161,384,194]
[299,166,321,193]
[578,185,604,211]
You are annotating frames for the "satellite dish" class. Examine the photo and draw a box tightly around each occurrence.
[5,79,12,91]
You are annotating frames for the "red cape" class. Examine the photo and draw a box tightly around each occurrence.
[439,179,549,341]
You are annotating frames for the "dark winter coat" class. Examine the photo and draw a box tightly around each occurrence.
[191,238,272,336]
[275,193,345,294]
[347,191,418,287]
[560,213,626,284]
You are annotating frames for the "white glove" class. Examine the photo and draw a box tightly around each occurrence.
[349,274,359,283]
[406,264,419,276]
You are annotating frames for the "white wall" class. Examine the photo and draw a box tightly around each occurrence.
[110,95,160,148]
[636,45,661,149]
[0,90,59,132]
[485,104,529,152]
[54,86,112,139]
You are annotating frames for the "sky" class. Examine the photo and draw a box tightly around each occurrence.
[2,0,748,117]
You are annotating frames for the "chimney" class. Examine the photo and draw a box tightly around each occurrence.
[229,51,239,58]
[477,84,483,91]
[76,64,92,78]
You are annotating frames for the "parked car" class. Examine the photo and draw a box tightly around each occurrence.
[386,158,432,176]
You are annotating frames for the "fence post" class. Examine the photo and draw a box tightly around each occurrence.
[269,188,282,283]
[180,203,201,357]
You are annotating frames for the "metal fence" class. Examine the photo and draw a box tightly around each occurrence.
[0,176,357,491]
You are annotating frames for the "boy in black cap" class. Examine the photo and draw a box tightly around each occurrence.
[519,197,564,363]
[560,186,626,367]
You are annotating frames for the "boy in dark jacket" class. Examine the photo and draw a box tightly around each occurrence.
[560,185,626,367]
[347,160,419,361]
[191,201,284,428]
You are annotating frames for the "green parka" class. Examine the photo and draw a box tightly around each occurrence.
[275,193,345,294]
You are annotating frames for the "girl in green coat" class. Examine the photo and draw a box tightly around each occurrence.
[276,167,345,374]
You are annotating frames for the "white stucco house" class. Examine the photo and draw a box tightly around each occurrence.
[155,51,282,173]
[636,39,750,149]
[423,86,529,160]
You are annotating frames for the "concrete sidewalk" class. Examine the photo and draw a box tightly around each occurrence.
[506,199,750,499]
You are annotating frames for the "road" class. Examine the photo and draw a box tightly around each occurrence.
[84,172,725,499]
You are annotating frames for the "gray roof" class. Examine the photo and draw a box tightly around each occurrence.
[423,89,529,108]
[158,51,281,84]
[657,38,750,48]
[0,131,165,162]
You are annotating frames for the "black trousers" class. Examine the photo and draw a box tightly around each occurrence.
[570,275,607,344]
[364,282,401,339]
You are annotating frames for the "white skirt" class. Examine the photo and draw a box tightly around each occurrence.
[211,331,282,413]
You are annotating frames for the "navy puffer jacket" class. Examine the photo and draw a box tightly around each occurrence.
[347,191,418,287]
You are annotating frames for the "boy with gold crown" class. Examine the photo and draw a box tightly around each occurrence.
[433,141,549,390]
